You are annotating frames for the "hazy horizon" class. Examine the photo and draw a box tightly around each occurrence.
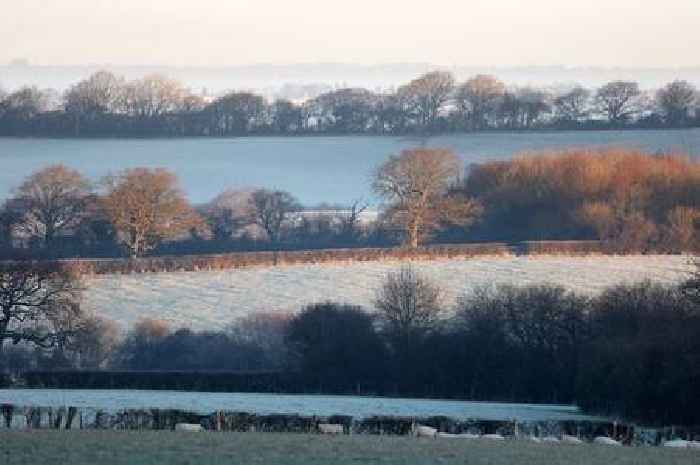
[3,0,699,68]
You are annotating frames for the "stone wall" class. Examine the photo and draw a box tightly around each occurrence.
[4,403,697,446]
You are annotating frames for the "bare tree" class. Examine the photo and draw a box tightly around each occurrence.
[247,189,301,246]
[663,206,699,251]
[656,80,697,126]
[554,86,591,123]
[101,168,203,257]
[69,314,120,368]
[0,86,49,123]
[308,88,377,133]
[228,312,292,369]
[206,91,265,135]
[12,165,91,248]
[596,80,641,123]
[397,71,454,129]
[455,75,505,129]
[123,74,186,118]
[271,99,302,133]
[375,265,442,354]
[373,148,481,248]
[337,199,369,239]
[63,70,125,135]
[0,262,83,354]
[201,188,256,241]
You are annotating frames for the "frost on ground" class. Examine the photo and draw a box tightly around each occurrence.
[0,389,602,421]
[84,255,694,331]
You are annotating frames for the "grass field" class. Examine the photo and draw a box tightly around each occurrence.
[0,432,697,465]
[85,255,693,330]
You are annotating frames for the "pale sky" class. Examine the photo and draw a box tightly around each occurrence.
[3,0,699,67]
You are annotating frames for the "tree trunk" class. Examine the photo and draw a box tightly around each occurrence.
[408,219,420,249]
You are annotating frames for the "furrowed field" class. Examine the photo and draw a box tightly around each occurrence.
[84,255,694,330]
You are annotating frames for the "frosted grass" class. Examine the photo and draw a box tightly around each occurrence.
[84,255,694,330]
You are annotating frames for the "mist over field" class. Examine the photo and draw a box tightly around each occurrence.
[3,63,700,95]
[2,0,700,453]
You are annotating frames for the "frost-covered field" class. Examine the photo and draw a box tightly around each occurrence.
[0,389,602,421]
[84,255,694,331]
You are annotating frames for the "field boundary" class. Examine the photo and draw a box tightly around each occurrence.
[2,240,626,275]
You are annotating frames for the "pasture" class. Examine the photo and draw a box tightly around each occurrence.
[0,431,697,465]
[83,254,694,330]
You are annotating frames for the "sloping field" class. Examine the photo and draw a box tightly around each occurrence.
[84,255,694,330]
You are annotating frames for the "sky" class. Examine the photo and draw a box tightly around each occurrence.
[2,0,699,68]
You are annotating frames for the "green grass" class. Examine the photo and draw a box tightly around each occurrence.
[0,431,697,465]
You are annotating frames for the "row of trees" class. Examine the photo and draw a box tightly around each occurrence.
[0,165,384,259]
[1,71,699,136]
[2,263,698,425]
[2,148,698,259]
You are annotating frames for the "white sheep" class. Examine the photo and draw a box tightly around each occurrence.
[594,436,622,446]
[562,435,584,444]
[318,423,344,434]
[415,425,438,438]
[175,423,204,432]
[437,432,480,439]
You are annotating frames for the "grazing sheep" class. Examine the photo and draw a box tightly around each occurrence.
[562,435,583,444]
[175,423,203,432]
[594,436,622,446]
[318,423,344,435]
[437,432,480,439]
[541,436,560,443]
[482,434,505,441]
[415,425,438,438]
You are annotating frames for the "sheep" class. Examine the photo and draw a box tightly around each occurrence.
[175,423,204,432]
[562,435,584,444]
[437,432,480,439]
[415,425,438,438]
[594,437,622,446]
[318,423,344,435]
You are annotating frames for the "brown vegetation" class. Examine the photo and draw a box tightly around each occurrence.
[11,165,91,248]
[101,168,204,257]
[462,149,700,251]
[373,148,482,248]
[56,242,512,275]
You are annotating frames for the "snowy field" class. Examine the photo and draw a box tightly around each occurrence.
[84,255,695,331]
[0,389,603,421]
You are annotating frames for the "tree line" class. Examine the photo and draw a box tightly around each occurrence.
[1,71,699,137]
[2,262,699,425]
[1,148,697,259]
[0,165,393,259]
